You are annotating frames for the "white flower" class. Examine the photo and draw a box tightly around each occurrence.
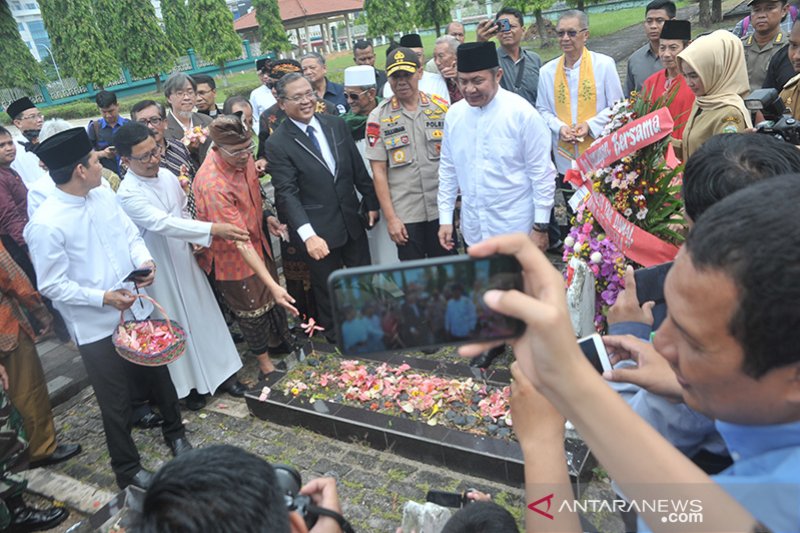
[624,208,633,217]
[636,209,648,220]
[564,236,576,248]
[590,251,603,264]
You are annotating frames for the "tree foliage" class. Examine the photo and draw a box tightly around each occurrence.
[189,0,242,67]
[161,0,195,54]
[252,0,291,54]
[364,0,415,38]
[503,0,557,46]
[413,0,455,36]
[98,0,176,79]
[0,2,45,87]
[39,0,120,86]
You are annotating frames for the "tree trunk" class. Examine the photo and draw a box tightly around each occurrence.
[711,0,723,22]
[535,8,551,48]
[435,22,441,36]
[577,0,585,11]
[153,74,162,94]
[699,0,712,27]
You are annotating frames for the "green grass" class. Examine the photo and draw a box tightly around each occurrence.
[18,1,695,121]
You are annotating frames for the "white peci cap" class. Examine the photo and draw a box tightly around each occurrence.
[344,65,377,87]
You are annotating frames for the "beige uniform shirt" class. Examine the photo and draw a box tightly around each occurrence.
[780,72,800,117]
[743,31,787,92]
[679,104,748,161]
[364,92,448,224]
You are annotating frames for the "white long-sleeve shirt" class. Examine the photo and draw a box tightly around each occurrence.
[24,186,154,345]
[250,85,277,134]
[438,87,556,246]
[536,51,624,174]
[11,137,46,186]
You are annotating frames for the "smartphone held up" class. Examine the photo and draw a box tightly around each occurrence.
[328,255,525,357]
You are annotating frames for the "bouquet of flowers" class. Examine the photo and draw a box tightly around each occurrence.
[182,126,208,147]
[563,91,686,331]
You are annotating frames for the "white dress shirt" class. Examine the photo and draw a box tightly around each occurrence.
[383,71,450,104]
[27,174,113,218]
[24,186,154,345]
[289,116,337,242]
[250,85,277,134]
[438,87,556,246]
[536,51,624,174]
[10,137,46,186]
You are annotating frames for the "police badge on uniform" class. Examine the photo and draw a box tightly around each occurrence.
[367,122,380,147]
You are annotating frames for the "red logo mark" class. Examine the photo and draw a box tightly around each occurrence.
[528,493,555,520]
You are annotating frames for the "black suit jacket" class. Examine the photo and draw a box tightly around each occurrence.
[165,111,213,167]
[264,114,379,249]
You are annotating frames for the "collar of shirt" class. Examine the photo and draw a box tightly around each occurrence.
[499,46,528,64]
[52,186,87,205]
[290,115,322,135]
[168,109,194,129]
[99,116,127,129]
[716,418,800,462]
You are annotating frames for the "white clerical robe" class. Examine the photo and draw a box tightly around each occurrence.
[116,168,242,397]
[28,174,113,218]
[536,50,624,174]
[383,71,450,104]
[11,137,46,186]
[354,138,399,265]
[438,87,556,246]
[249,85,277,134]
[24,186,154,345]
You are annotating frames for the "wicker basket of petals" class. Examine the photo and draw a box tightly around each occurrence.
[112,295,186,367]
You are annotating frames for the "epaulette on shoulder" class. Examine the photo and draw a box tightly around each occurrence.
[430,94,449,112]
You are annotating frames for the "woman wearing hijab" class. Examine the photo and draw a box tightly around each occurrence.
[676,30,753,160]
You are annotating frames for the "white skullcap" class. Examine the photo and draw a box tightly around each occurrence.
[344,65,376,87]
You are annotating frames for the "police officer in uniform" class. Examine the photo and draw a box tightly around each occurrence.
[365,47,454,260]
[742,0,790,91]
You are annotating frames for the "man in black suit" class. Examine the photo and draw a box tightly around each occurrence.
[265,73,379,331]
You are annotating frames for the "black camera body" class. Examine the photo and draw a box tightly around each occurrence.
[273,464,318,530]
[756,114,800,145]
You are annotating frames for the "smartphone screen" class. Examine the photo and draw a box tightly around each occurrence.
[578,334,611,373]
[426,490,465,508]
[328,255,525,356]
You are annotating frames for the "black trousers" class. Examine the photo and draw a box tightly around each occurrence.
[78,336,184,480]
[307,232,371,329]
[396,220,455,261]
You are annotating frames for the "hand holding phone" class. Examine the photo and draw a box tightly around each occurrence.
[496,18,512,32]
[124,268,153,283]
[578,333,612,373]
[601,335,683,400]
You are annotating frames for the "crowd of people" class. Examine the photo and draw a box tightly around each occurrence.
[0,0,800,530]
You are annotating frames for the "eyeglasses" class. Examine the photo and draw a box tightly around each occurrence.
[218,142,255,158]
[136,117,163,126]
[345,89,370,101]
[173,89,195,98]
[19,112,43,121]
[283,91,315,103]
[127,148,162,162]
[556,28,588,38]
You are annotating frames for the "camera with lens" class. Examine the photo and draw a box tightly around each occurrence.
[273,464,319,530]
[745,88,800,145]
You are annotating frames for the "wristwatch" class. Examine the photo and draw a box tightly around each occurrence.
[532,223,549,233]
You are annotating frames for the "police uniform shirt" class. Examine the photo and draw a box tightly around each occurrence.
[780,71,800,117]
[742,31,787,92]
[364,92,448,224]
[679,104,748,160]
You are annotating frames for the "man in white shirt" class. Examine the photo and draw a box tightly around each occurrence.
[249,58,277,134]
[24,128,192,490]
[438,41,556,252]
[536,10,624,176]
[4,97,46,186]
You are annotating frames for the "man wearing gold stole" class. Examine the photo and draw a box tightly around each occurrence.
[537,10,625,176]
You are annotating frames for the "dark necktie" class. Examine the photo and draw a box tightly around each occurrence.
[306,125,322,154]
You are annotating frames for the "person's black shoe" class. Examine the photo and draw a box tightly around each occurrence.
[29,443,82,468]
[117,468,154,490]
[166,437,193,457]
[7,502,69,533]
[220,380,247,397]
[183,390,206,411]
[133,411,164,429]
